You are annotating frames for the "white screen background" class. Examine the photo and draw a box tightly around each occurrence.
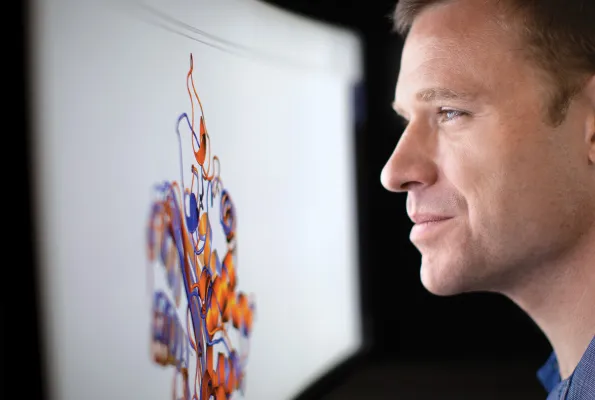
[30,1,362,399]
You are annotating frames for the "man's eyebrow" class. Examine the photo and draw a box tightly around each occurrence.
[416,87,476,102]
[391,87,478,118]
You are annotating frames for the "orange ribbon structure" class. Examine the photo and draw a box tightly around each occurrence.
[147,54,255,400]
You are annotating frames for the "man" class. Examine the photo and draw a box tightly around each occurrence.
[380,0,595,398]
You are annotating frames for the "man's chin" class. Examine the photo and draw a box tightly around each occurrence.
[421,279,463,296]
[419,259,472,296]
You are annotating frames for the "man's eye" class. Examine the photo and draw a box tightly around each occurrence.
[438,109,468,123]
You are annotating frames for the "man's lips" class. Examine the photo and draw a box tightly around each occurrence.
[409,214,454,224]
[409,215,455,242]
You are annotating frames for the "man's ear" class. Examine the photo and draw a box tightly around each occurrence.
[585,75,595,165]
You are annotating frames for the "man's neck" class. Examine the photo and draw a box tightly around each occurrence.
[503,229,595,380]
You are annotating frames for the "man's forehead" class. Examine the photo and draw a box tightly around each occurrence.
[394,53,484,109]
[399,19,508,77]
[400,0,519,65]
[408,0,510,40]
[394,1,521,107]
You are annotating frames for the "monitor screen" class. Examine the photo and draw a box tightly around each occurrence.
[29,0,362,398]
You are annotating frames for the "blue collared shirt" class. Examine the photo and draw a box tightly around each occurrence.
[537,335,595,399]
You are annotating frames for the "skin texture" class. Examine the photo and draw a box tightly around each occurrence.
[381,0,595,379]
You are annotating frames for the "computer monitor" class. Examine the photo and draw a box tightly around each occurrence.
[28,0,363,398]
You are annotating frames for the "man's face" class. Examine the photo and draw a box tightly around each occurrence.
[381,0,595,296]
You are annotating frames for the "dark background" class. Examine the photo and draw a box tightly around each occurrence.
[13,0,553,399]
[257,0,553,399]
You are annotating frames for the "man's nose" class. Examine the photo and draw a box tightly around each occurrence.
[380,122,438,193]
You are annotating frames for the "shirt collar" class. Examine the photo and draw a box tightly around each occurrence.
[537,335,595,393]
[537,351,562,392]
